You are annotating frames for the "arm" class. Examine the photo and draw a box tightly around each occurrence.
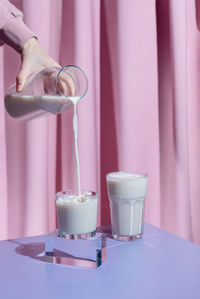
[0,0,60,92]
[0,0,34,52]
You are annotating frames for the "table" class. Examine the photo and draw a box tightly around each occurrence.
[0,223,200,299]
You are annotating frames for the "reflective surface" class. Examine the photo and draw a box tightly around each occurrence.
[45,230,107,268]
[1,224,200,298]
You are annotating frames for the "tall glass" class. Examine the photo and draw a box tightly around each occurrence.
[106,172,148,241]
[56,190,98,239]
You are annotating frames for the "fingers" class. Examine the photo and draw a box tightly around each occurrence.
[57,71,76,97]
[16,70,28,92]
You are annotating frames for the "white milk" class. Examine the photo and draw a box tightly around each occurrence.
[6,92,98,235]
[56,97,99,235]
[56,192,98,234]
[6,94,81,193]
[5,94,71,121]
[106,172,147,238]
[68,97,81,195]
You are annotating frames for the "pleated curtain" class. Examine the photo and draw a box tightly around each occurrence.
[0,0,200,244]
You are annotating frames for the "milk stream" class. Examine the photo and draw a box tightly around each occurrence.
[6,93,82,196]
[68,97,81,196]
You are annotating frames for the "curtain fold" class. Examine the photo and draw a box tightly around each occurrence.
[169,0,192,240]
[0,48,7,239]
[0,0,200,244]
[116,0,160,228]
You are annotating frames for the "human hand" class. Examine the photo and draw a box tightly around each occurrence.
[17,37,60,92]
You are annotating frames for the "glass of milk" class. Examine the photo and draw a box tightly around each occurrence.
[56,190,98,239]
[106,172,148,241]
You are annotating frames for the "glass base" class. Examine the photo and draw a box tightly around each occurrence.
[58,230,96,239]
[113,232,142,241]
[45,230,106,268]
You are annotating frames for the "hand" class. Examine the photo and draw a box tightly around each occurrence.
[17,37,60,92]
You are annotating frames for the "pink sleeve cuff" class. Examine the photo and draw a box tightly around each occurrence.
[0,15,36,52]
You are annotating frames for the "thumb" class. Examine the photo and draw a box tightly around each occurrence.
[16,70,28,92]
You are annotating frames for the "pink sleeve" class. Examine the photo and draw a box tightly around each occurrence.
[0,0,36,52]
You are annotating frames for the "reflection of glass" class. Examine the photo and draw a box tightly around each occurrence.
[56,190,98,239]
[45,231,107,268]
[106,172,148,241]
[4,65,88,121]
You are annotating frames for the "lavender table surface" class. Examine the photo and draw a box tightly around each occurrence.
[0,223,200,299]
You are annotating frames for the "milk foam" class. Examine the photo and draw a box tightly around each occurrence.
[107,172,147,198]
[107,172,144,181]
[57,192,93,204]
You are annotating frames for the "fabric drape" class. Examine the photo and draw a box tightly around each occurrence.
[0,0,200,244]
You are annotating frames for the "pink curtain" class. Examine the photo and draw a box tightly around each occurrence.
[0,0,200,244]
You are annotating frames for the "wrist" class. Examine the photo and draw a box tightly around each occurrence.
[22,37,38,53]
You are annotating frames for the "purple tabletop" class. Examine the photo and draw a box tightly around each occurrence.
[0,223,199,299]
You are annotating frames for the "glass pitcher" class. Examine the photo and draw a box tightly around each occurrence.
[4,65,88,121]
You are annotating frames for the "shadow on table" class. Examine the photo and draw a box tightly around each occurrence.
[8,225,113,263]
[15,241,46,261]
[8,240,94,264]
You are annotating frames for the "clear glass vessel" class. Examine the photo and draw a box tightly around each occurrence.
[106,172,148,241]
[56,190,98,239]
[5,65,88,121]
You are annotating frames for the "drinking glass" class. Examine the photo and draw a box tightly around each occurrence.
[56,190,98,239]
[106,172,148,241]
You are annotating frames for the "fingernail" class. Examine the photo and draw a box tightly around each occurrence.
[17,84,22,92]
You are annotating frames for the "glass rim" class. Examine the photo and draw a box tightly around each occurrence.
[56,190,97,199]
[106,171,148,182]
[56,64,88,99]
